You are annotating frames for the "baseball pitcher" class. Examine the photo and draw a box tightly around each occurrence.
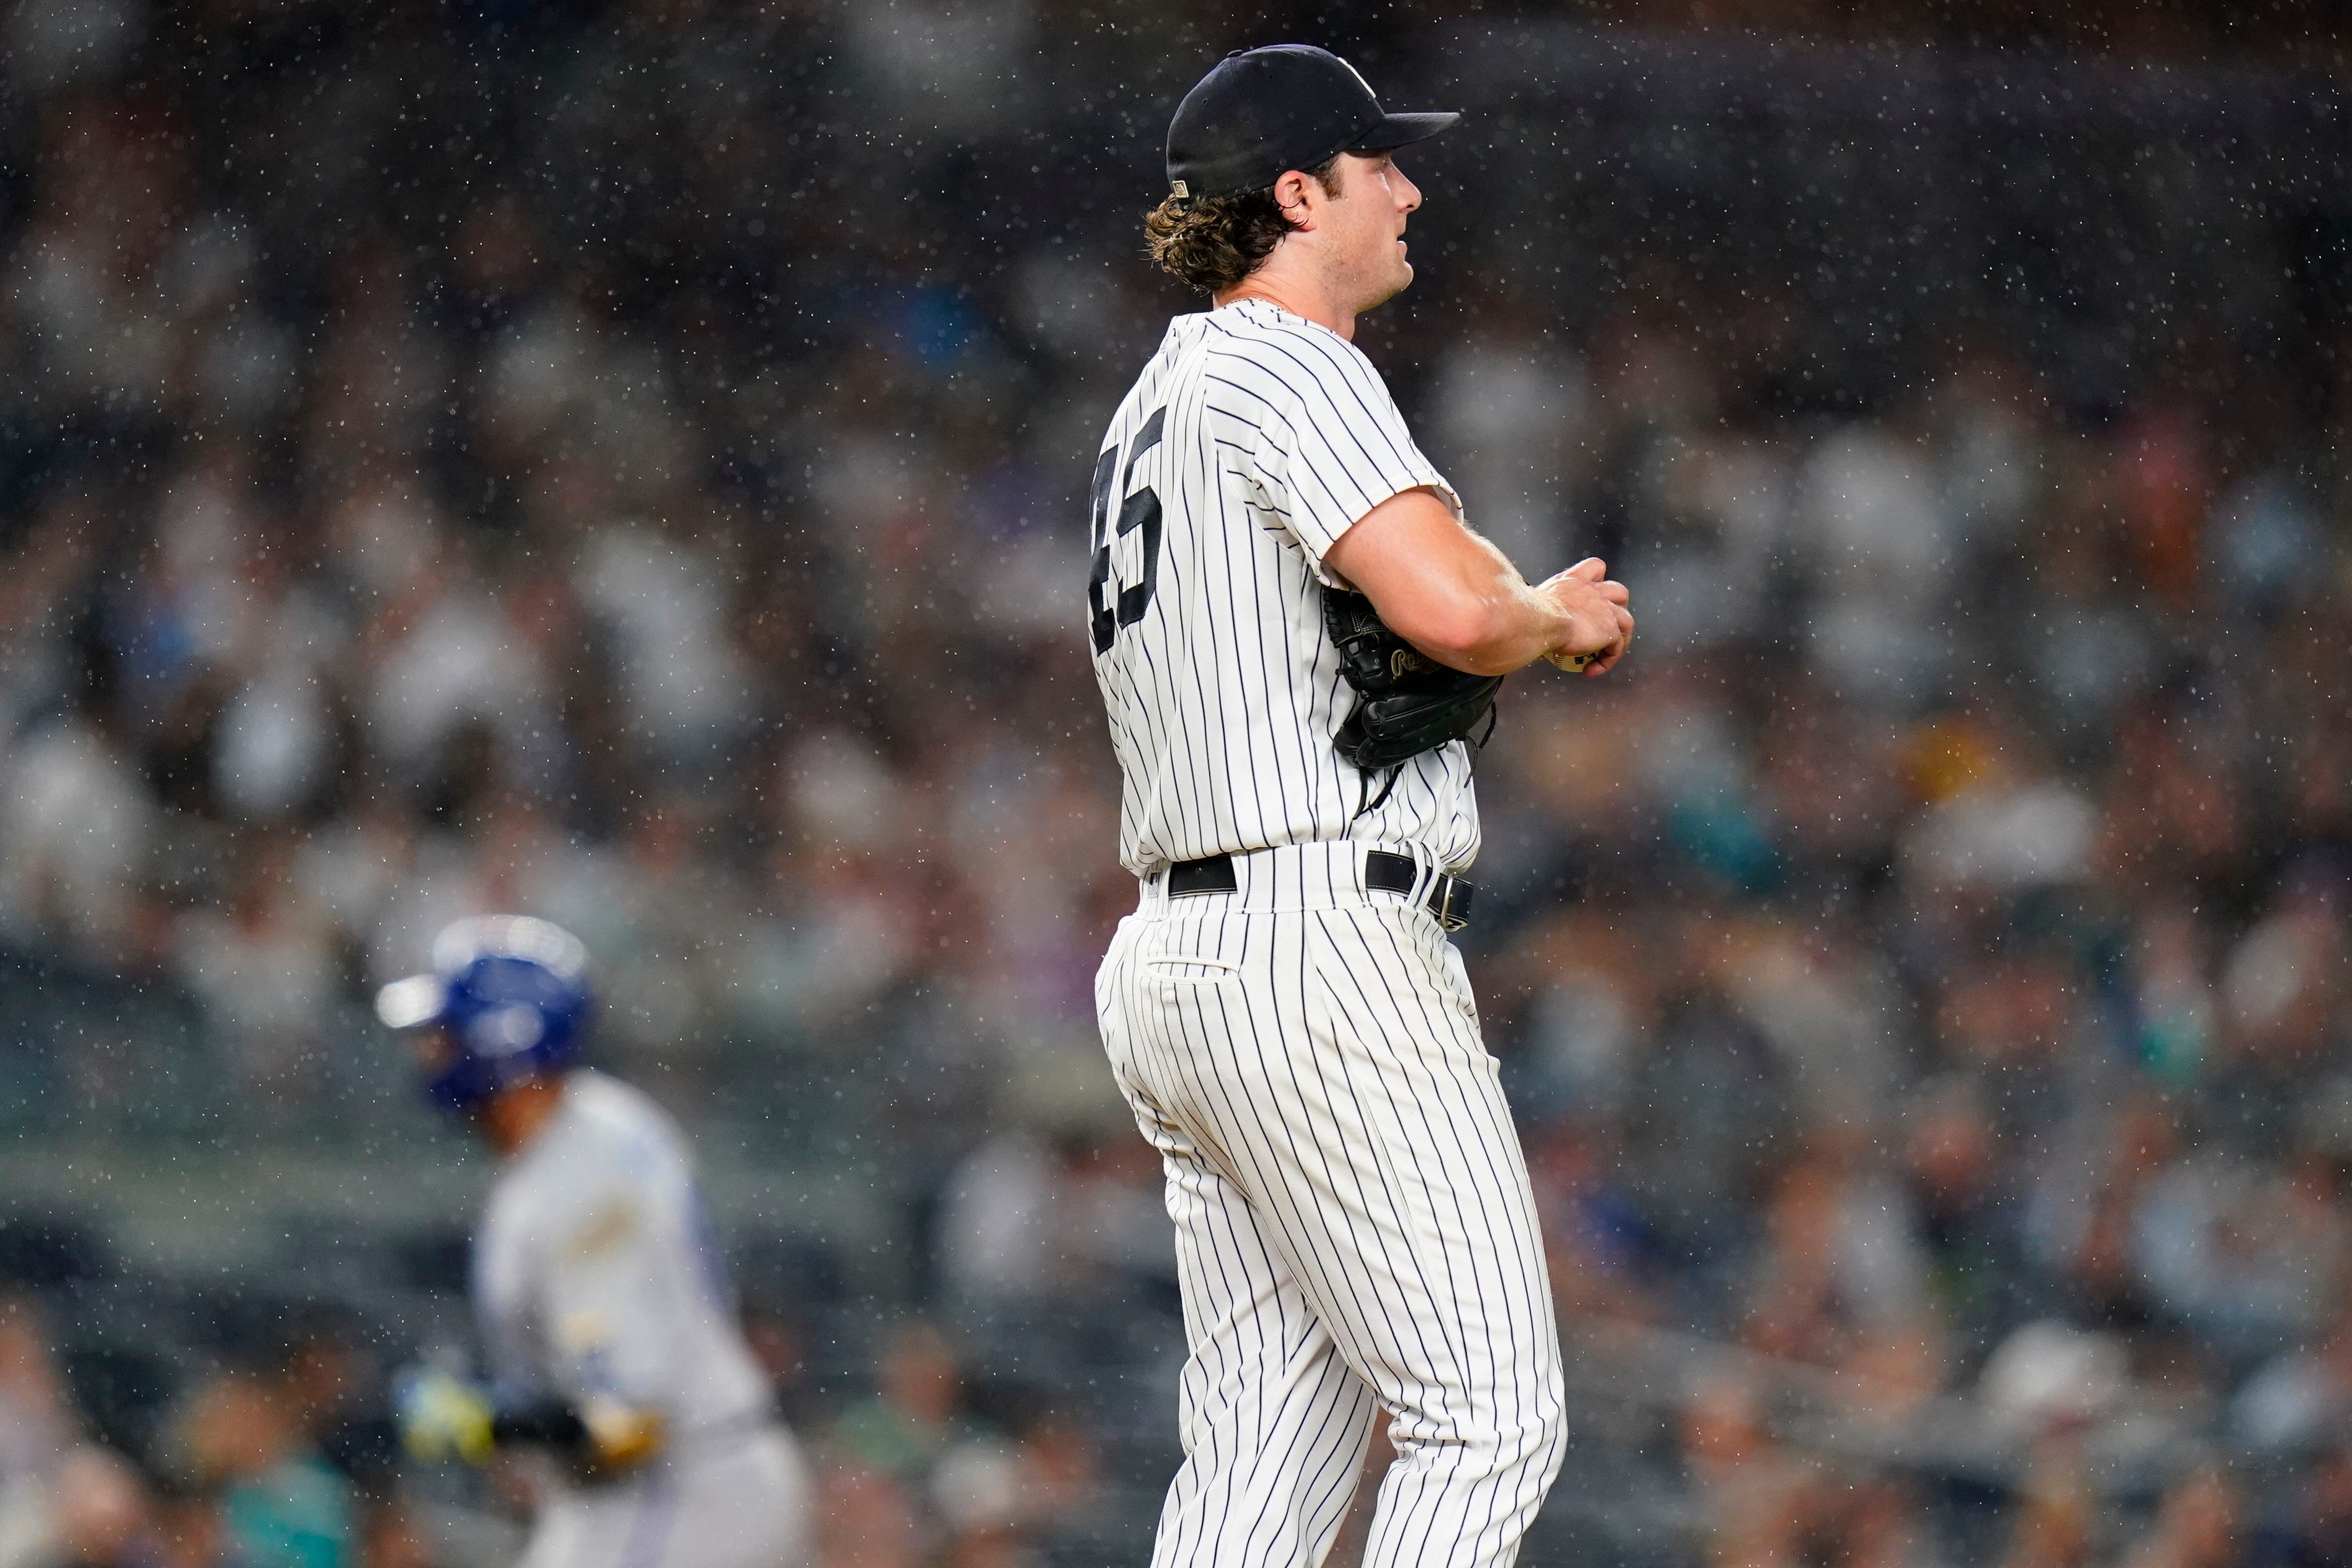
[1087,44,1635,1568]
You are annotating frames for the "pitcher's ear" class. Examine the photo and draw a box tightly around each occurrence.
[1272,168,1318,227]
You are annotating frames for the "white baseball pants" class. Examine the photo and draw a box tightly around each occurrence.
[515,1426,812,1568]
[1097,842,1568,1568]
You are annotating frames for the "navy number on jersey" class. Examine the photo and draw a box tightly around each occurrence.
[1088,406,1167,653]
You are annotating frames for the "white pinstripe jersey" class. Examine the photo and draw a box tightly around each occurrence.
[1088,297,1479,877]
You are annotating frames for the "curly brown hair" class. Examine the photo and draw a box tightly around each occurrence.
[1143,157,1342,295]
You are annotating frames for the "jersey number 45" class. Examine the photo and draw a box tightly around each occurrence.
[1087,407,1166,654]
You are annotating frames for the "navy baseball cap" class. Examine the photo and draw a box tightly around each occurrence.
[1166,45,1460,201]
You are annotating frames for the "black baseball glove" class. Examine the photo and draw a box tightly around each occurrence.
[1322,586,1502,774]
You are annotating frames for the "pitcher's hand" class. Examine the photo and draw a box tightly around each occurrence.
[1537,558,1632,676]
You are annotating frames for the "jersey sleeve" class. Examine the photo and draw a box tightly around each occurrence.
[472,1193,551,1406]
[1234,331,1459,580]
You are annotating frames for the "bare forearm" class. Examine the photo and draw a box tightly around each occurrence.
[1323,487,1630,678]
[1394,537,1573,676]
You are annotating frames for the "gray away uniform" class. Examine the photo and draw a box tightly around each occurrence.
[474,1071,811,1568]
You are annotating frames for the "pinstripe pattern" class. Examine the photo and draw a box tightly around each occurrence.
[1089,298,1479,877]
[1090,301,1567,1564]
[1095,846,1568,1567]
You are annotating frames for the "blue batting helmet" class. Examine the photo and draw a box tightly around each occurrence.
[374,916,594,1113]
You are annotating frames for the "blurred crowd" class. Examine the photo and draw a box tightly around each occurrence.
[2,2,2351,1566]
[0,1281,1138,1568]
[0,1290,416,1568]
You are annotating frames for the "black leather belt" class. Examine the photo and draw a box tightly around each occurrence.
[1166,850,1476,932]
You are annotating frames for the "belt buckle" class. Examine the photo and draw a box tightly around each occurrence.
[1432,876,1467,933]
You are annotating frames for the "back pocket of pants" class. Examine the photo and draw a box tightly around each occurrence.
[1140,922,1245,988]
[1143,954,1241,986]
